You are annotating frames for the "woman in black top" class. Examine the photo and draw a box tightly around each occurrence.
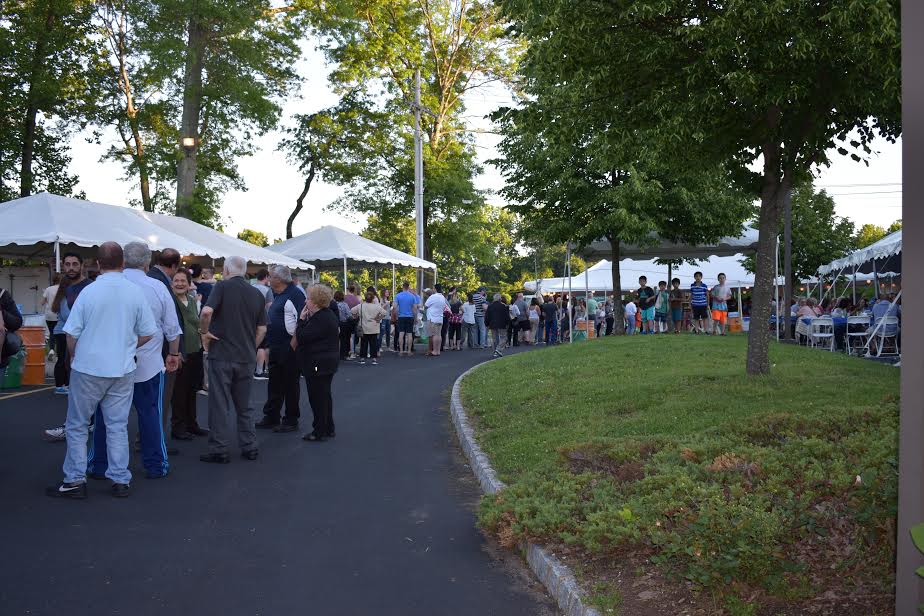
[296,284,340,442]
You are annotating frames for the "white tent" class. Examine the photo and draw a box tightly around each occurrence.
[817,230,902,275]
[0,192,309,270]
[526,255,759,293]
[268,225,436,289]
[579,227,760,262]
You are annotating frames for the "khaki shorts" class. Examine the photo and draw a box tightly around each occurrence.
[427,321,443,337]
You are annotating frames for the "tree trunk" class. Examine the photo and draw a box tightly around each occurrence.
[175,20,205,219]
[746,142,788,375]
[781,184,793,340]
[287,161,315,239]
[20,8,56,197]
[19,104,38,197]
[609,236,625,334]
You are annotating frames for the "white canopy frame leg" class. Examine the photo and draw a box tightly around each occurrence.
[864,289,902,356]
[392,263,396,299]
[374,268,378,289]
[852,265,858,305]
[54,239,60,273]
[343,256,348,291]
[737,285,743,321]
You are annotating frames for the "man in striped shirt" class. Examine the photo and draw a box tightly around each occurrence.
[472,286,488,348]
[690,271,710,334]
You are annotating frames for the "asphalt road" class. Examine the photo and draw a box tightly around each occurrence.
[0,345,557,616]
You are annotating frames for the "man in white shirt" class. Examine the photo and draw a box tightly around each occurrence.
[47,242,158,499]
[424,284,448,356]
[87,242,181,481]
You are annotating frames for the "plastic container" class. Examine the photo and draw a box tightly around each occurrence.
[742,317,750,332]
[2,349,25,389]
[18,326,46,347]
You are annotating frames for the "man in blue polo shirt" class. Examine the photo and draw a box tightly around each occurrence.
[394,281,419,355]
[47,242,158,499]
[256,265,305,432]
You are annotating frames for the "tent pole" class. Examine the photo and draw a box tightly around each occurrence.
[852,265,857,305]
[737,285,743,319]
[54,240,60,273]
[343,256,348,291]
[392,263,396,299]
[374,268,378,289]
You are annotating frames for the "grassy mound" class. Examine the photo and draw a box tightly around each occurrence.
[462,336,898,614]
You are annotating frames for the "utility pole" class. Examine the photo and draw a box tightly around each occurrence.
[413,68,425,292]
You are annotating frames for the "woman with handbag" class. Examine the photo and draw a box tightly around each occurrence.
[351,291,387,365]
[296,285,340,442]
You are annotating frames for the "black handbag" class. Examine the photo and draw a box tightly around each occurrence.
[2,330,21,358]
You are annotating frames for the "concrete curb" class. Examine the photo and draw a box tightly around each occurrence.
[450,362,603,616]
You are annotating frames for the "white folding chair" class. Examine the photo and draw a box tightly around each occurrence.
[845,316,870,355]
[809,316,835,351]
[869,316,900,357]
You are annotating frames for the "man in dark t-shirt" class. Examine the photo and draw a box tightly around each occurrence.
[636,276,656,335]
[541,296,558,344]
[197,257,268,463]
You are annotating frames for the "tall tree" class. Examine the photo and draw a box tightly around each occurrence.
[0,0,95,200]
[493,100,752,333]
[278,93,394,239]
[153,0,303,224]
[854,223,890,248]
[742,183,855,283]
[499,0,901,373]
[308,0,516,265]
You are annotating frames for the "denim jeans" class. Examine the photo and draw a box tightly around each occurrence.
[544,319,558,344]
[626,318,636,335]
[63,369,134,484]
[463,322,477,348]
[475,314,487,348]
[379,319,391,350]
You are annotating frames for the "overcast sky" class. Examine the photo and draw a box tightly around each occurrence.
[67,44,903,242]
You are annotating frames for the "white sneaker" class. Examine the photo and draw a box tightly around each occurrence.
[44,426,65,442]
[371,359,378,365]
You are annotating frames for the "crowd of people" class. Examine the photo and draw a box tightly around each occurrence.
[783,291,902,351]
[44,242,342,500]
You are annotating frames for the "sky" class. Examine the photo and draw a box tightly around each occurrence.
[67,44,903,243]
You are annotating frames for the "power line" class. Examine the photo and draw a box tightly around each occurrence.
[817,182,902,188]
[829,190,902,196]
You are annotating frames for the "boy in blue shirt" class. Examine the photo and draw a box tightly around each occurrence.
[690,271,709,334]
[394,281,420,355]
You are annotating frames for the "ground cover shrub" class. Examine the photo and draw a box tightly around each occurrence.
[465,336,899,612]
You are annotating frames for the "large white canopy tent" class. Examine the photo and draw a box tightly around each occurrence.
[268,225,437,292]
[816,229,902,304]
[526,256,759,293]
[0,192,310,272]
[578,227,761,262]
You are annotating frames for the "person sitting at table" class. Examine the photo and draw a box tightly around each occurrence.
[854,298,870,316]
[868,294,901,353]
[830,298,851,350]
[794,299,817,344]
[820,297,831,314]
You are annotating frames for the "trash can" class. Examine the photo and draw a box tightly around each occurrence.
[2,349,26,389]
[19,326,47,385]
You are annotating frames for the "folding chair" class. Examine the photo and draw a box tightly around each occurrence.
[845,316,870,355]
[869,316,900,358]
[809,316,835,351]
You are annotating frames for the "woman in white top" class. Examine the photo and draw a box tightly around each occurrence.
[41,274,61,337]
[461,293,477,349]
[378,288,393,351]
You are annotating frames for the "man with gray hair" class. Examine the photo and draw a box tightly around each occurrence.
[256,264,305,432]
[87,241,182,480]
[197,256,268,463]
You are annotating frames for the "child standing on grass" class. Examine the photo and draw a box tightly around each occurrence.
[624,298,637,335]
[669,278,684,334]
[690,271,709,334]
[710,273,732,336]
[636,276,656,335]
[654,281,670,334]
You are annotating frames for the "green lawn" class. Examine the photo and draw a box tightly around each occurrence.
[462,335,899,614]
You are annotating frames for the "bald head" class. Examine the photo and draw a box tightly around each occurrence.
[98,242,124,272]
